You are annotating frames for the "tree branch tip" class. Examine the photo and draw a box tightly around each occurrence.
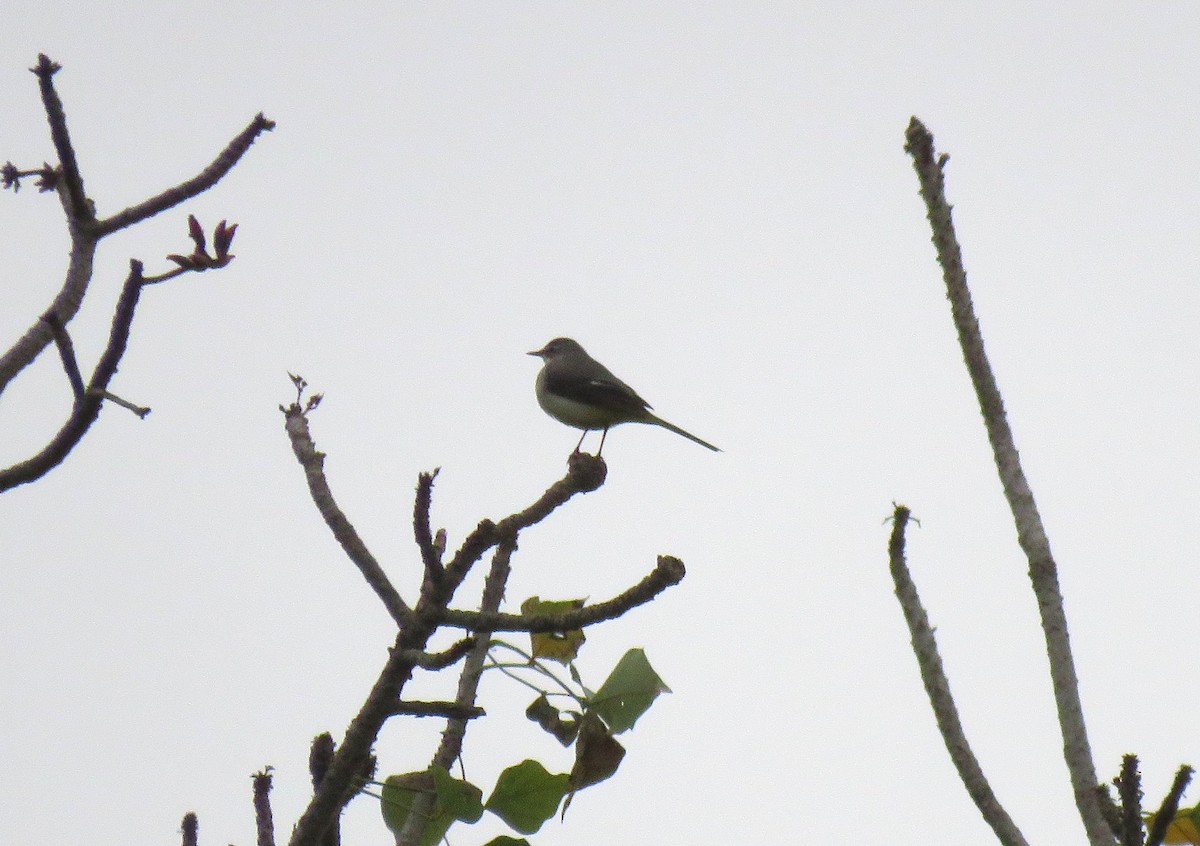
[255,112,277,131]
[903,119,935,159]
[565,451,606,491]
[31,54,61,77]
[654,555,686,583]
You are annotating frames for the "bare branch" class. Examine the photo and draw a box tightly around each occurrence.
[31,54,91,221]
[253,769,276,846]
[281,401,410,625]
[1146,765,1195,846]
[92,389,150,418]
[0,261,146,491]
[306,733,362,846]
[1,55,269,477]
[399,637,476,670]
[394,534,520,846]
[309,733,335,791]
[887,504,1030,846]
[436,555,685,632]
[42,311,84,399]
[413,469,443,583]
[1113,755,1144,846]
[390,700,485,719]
[288,630,429,846]
[904,116,1111,846]
[442,452,607,588]
[180,812,198,846]
[93,113,275,237]
[0,229,96,397]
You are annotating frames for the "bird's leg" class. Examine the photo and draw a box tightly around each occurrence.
[597,426,610,457]
[573,429,588,454]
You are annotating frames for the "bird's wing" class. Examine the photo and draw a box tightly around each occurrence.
[543,368,653,416]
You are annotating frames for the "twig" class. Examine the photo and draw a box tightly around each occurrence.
[31,54,90,221]
[92,389,151,418]
[414,470,443,582]
[435,555,685,632]
[904,116,1111,846]
[281,402,410,625]
[1114,754,1144,846]
[253,769,276,846]
[1146,765,1194,846]
[180,812,198,846]
[0,261,145,491]
[390,700,486,719]
[887,504,1030,846]
[398,638,475,670]
[42,311,85,399]
[442,452,606,587]
[93,113,275,237]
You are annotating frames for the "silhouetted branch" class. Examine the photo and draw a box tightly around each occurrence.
[43,311,84,399]
[887,504,1029,846]
[1146,765,1194,846]
[394,532,521,846]
[437,554,685,632]
[399,637,476,670]
[0,261,145,491]
[288,630,427,846]
[905,116,1110,846]
[442,453,606,587]
[253,769,276,846]
[390,700,486,719]
[94,114,274,237]
[414,469,443,583]
[1112,755,1144,846]
[181,812,198,846]
[31,54,90,221]
[281,401,410,625]
[1,54,269,491]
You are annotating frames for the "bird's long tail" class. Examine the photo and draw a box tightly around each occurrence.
[650,415,721,452]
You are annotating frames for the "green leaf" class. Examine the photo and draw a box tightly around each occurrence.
[380,768,483,846]
[432,765,484,823]
[482,838,532,846]
[588,648,670,733]
[485,759,570,834]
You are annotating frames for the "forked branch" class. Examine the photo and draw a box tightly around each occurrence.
[0,54,272,491]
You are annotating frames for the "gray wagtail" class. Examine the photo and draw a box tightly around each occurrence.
[529,337,720,456]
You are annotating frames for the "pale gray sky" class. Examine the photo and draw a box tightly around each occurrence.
[3,3,1199,844]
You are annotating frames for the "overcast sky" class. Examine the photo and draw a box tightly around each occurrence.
[3,3,1200,845]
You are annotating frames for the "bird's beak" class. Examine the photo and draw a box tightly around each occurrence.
[527,348,544,358]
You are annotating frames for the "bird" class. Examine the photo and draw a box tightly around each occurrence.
[528,337,720,456]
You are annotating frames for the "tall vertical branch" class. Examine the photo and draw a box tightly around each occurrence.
[904,116,1111,846]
